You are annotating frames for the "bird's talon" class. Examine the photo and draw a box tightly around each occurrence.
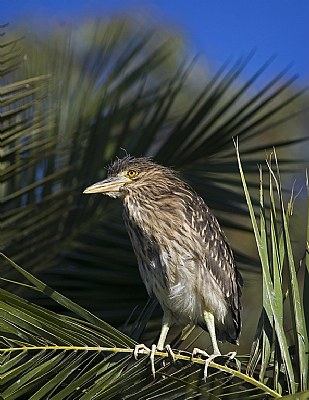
[150,344,157,379]
[191,347,210,360]
[165,344,176,363]
[191,348,221,381]
[133,343,151,360]
[226,351,237,360]
[203,353,221,381]
[225,351,239,369]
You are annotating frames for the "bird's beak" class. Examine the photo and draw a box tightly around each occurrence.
[83,176,130,194]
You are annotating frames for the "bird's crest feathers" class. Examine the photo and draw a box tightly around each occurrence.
[107,155,176,178]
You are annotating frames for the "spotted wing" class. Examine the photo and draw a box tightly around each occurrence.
[188,194,243,339]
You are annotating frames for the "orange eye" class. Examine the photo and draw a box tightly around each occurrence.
[127,170,137,179]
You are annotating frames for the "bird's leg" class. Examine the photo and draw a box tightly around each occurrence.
[157,310,172,350]
[203,312,237,366]
[134,311,174,378]
[204,310,221,355]
[133,343,157,379]
[158,311,176,362]
[147,310,176,377]
[192,310,221,380]
[134,306,173,358]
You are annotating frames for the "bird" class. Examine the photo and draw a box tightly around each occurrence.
[83,156,243,367]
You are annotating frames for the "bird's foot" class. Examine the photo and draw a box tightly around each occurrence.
[191,348,221,381]
[191,349,238,381]
[164,344,176,363]
[139,344,155,379]
[133,344,177,378]
[224,351,241,371]
[226,351,237,361]
[133,343,151,360]
[153,344,178,377]
[133,343,157,378]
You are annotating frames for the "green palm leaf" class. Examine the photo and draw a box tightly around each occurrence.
[235,142,308,395]
[0,253,288,400]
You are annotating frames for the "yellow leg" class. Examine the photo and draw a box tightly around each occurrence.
[204,310,220,355]
[157,310,172,350]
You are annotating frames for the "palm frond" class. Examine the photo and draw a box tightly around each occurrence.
[235,142,309,395]
[0,253,287,400]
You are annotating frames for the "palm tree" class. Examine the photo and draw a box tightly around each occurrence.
[1,17,308,399]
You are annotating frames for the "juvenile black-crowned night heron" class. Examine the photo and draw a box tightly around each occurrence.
[84,156,243,368]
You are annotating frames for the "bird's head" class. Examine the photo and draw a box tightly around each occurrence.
[83,156,175,199]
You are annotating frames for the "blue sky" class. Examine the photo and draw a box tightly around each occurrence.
[3,0,309,85]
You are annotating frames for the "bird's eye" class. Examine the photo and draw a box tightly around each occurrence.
[127,170,138,179]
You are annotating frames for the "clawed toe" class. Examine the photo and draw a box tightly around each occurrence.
[133,344,177,379]
[133,343,151,360]
[191,349,239,381]
[191,348,221,381]
[151,344,177,377]
[191,347,210,360]
[203,353,221,380]
[165,344,176,363]
[226,351,237,360]
[133,343,157,378]
[150,344,157,378]
[134,344,238,381]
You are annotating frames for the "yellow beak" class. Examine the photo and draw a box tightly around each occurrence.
[83,176,130,194]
